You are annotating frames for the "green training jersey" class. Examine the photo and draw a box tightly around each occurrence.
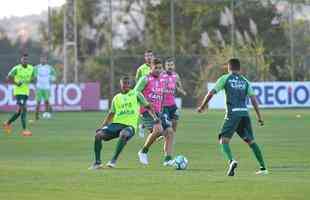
[212,73,255,116]
[110,89,149,132]
[135,63,151,83]
[8,64,34,96]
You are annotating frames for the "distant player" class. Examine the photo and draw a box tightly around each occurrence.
[89,76,159,170]
[135,50,153,83]
[162,58,186,132]
[197,58,268,176]
[34,55,56,120]
[135,58,175,166]
[2,54,34,136]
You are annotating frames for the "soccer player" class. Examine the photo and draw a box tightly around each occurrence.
[89,76,160,170]
[135,50,154,138]
[34,55,56,120]
[162,58,186,132]
[197,58,268,176]
[2,54,34,136]
[135,58,175,166]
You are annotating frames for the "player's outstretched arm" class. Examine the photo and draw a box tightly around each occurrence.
[197,91,215,113]
[176,73,187,96]
[250,96,264,126]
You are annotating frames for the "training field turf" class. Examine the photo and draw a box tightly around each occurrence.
[0,109,309,200]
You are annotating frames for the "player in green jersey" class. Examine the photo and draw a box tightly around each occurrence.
[89,76,160,170]
[197,58,267,176]
[2,54,34,136]
[135,50,154,138]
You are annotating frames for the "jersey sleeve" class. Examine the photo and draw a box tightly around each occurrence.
[244,78,255,96]
[135,67,142,82]
[212,74,229,93]
[109,97,117,113]
[134,76,148,93]
[7,66,18,77]
[137,92,149,107]
[33,66,38,78]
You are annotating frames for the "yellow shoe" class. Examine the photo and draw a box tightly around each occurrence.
[2,122,12,134]
[21,130,32,137]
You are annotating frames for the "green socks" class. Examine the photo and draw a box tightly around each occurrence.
[21,110,27,130]
[141,147,149,153]
[220,143,234,161]
[111,138,127,162]
[94,139,102,164]
[164,155,172,162]
[8,112,21,124]
[250,143,266,169]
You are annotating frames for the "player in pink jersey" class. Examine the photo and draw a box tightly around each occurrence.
[134,58,175,166]
[162,58,186,132]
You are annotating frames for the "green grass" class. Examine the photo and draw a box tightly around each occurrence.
[0,109,309,200]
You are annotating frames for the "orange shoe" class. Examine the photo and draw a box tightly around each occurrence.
[21,130,32,137]
[2,122,12,134]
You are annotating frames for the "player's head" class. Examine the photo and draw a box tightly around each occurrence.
[151,58,163,77]
[120,76,131,93]
[20,53,28,67]
[227,58,241,72]
[165,58,175,74]
[40,54,48,64]
[144,50,154,65]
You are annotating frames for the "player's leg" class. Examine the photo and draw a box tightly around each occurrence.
[237,117,267,175]
[3,96,23,134]
[107,126,135,168]
[138,112,162,165]
[219,115,240,176]
[44,89,51,113]
[35,90,43,120]
[163,127,174,166]
[20,95,30,134]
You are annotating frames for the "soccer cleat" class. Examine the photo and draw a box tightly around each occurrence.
[106,160,116,168]
[2,122,12,134]
[256,169,269,175]
[88,163,103,170]
[21,130,32,137]
[138,150,149,165]
[227,160,238,176]
[163,159,175,167]
[138,124,145,138]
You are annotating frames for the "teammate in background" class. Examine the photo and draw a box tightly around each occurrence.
[135,50,154,138]
[135,58,175,166]
[89,76,159,170]
[162,58,186,132]
[135,50,154,83]
[34,55,56,120]
[197,58,268,176]
[2,54,34,136]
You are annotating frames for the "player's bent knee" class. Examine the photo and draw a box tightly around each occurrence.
[219,136,230,144]
[244,138,254,145]
[119,129,134,141]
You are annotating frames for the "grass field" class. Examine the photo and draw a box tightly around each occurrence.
[0,109,309,200]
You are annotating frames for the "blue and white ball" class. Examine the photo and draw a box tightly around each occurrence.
[174,155,188,170]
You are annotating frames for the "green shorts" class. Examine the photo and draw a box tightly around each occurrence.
[142,112,171,131]
[99,123,135,140]
[36,89,50,102]
[163,105,179,121]
[219,115,254,142]
[16,95,28,106]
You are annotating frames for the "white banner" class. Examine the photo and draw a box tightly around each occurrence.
[208,82,310,108]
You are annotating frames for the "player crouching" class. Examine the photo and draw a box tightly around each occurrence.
[89,76,158,170]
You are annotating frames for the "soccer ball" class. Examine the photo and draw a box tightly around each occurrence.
[42,112,52,119]
[174,155,188,170]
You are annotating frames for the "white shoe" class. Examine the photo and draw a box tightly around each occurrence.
[88,163,103,170]
[227,160,238,176]
[156,135,164,142]
[138,150,148,165]
[256,169,268,175]
[138,125,145,138]
[163,159,175,167]
[106,161,116,168]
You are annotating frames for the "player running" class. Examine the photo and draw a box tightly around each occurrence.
[34,55,56,120]
[89,76,159,170]
[135,50,154,138]
[2,54,34,136]
[197,58,268,176]
[135,58,175,166]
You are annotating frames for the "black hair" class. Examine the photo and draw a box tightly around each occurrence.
[165,57,175,64]
[152,58,162,65]
[228,58,240,71]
